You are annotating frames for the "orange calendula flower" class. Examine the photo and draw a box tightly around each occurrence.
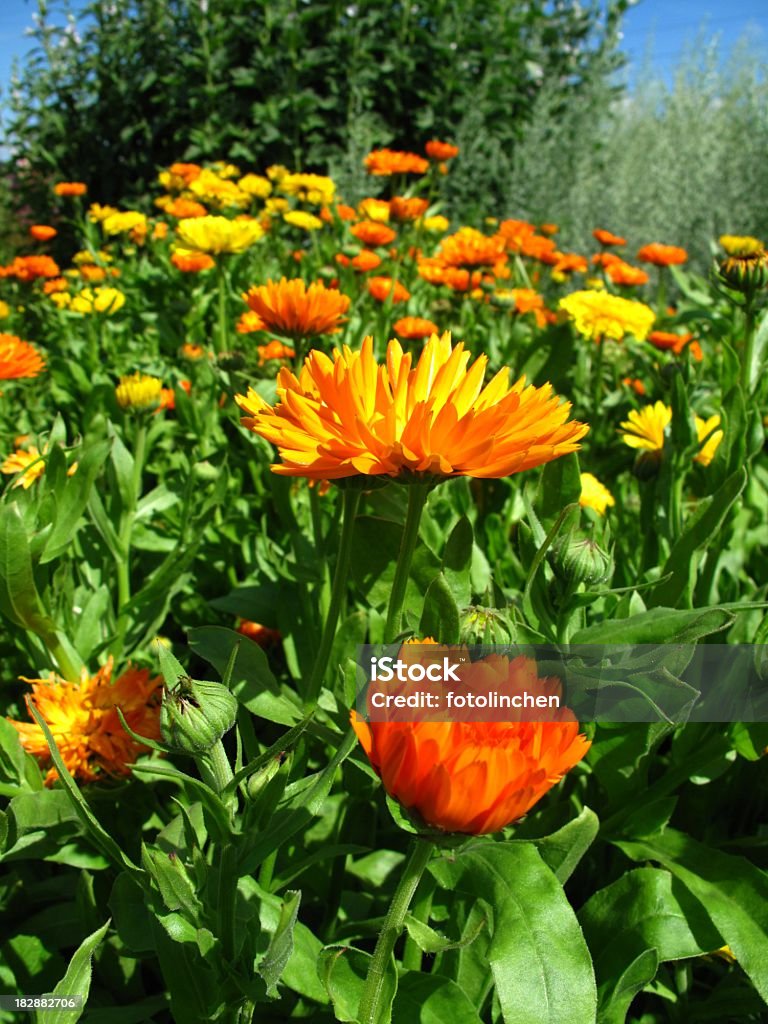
[622,376,646,396]
[425,139,459,161]
[593,228,626,247]
[648,330,703,361]
[257,340,296,366]
[364,148,429,176]
[53,181,87,197]
[497,219,536,251]
[1,446,46,489]
[605,260,649,287]
[351,250,382,273]
[358,198,390,223]
[236,619,282,647]
[519,234,559,264]
[236,310,267,334]
[389,196,429,222]
[181,342,208,360]
[393,316,440,340]
[351,650,590,834]
[43,277,68,295]
[0,255,61,281]
[437,227,507,268]
[553,252,588,275]
[367,276,411,303]
[171,249,215,272]
[164,197,208,219]
[0,334,46,380]
[351,220,397,248]
[236,332,588,480]
[29,225,57,242]
[245,278,350,339]
[637,243,688,266]
[7,658,162,785]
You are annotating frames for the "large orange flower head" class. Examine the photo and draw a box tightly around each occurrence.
[7,657,162,785]
[364,148,429,176]
[244,278,351,339]
[637,243,688,267]
[0,334,46,380]
[236,332,588,481]
[351,650,590,834]
[437,227,507,268]
[0,255,61,282]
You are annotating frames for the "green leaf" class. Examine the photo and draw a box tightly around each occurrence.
[259,889,301,998]
[392,972,485,1024]
[616,830,768,1002]
[40,439,111,563]
[748,304,768,392]
[420,573,460,643]
[404,912,486,954]
[141,843,203,920]
[442,516,473,606]
[108,873,154,955]
[319,945,396,1023]
[0,502,55,633]
[571,606,733,644]
[44,919,110,1024]
[430,842,597,1024]
[534,806,599,883]
[538,453,582,525]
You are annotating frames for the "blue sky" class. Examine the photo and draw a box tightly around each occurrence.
[0,0,767,101]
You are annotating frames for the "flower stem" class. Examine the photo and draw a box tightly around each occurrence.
[216,259,229,356]
[357,839,434,1024]
[305,487,361,702]
[384,483,430,641]
[114,420,147,656]
[592,337,605,412]
[742,299,756,392]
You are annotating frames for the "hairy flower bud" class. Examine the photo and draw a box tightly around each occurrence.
[553,535,613,587]
[160,676,238,753]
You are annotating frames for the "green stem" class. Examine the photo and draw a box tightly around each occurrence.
[216,843,238,963]
[305,487,361,702]
[47,635,83,682]
[742,300,756,392]
[204,739,234,794]
[216,259,229,356]
[357,839,434,1024]
[258,849,277,892]
[384,483,430,641]
[402,873,436,971]
[592,338,605,412]
[114,420,147,655]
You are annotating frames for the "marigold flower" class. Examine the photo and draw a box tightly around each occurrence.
[498,219,536,251]
[78,264,107,283]
[717,236,768,293]
[236,310,267,334]
[188,169,250,209]
[519,234,559,264]
[176,215,263,254]
[351,220,397,248]
[495,288,549,327]
[171,248,215,272]
[42,277,68,295]
[283,210,323,231]
[579,472,615,516]
[238,174,272,199]
[101,210,147,236]
[351,651,590,834]
[29,225,57,242]
[0,334,46,379]
[0,301,9,319]
[236,619,282,647]
[0,255,61,282]
[593,228,626,247]
[257,340,295,366]
[1,446,46,489]
[637,243,688,266]
[351,250,382,272]
[437,228,507,269]
[695,415,723,466]
[69,287,126,315]
[156,379,192,413]
[244,278,350,339]
[552,252,588,276]
[53,182,87,197]
[358,198,390,223]
[181,342,208,360]
[367,276,411,303]
[364,148,429,176]
[278,173,335,206]
[7,658,162,785]
[648,330,703,361]
[619,402,722,465]
[719,235,763,257]
[420,215,450,234]
[622,376,646,396]
[88,203,120,222]
[425,139,459,161]
[389,196,429,222]
[164,197,208,219]
[168,162,202,184]
[559,290,655,342]
[417,260,482,293]
[605,260,649,287]
[236,332,588,481]
[116,372,164,411]
[393,316,440,340]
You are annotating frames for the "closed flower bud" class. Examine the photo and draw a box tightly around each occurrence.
[459,606,513,643]
[246,753,286,800]
[553,535,613,587]
[160,676,238,753]
[717,236,768,295]
[216,350,245,372]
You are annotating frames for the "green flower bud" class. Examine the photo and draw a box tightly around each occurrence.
[553,535,613,587]
[160,676,238,754]
[633,448,663,481]
[246,753,285,801]
[216,350,245,372]
[459,605,513,644]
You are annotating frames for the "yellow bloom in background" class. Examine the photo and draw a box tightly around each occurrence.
[266,164,290,182]
[278,173,335,206]
[115,372,164,411]
[264,197,290,216]
[620,402,671,454]
[719,235,764,257]
[560,290,655,342]
[695,415,723,466]
[579,472,615,515]
[283,210,323,231]
[88,203,120,223]
[69,287,126,314]
[420,215,450,234]
[0,300,9,319]
[210,161,240,179]
[238,173,272,199]
[176,215,263,254]
[358,198,390,223]
[50,292,72,310]
[189,169,250,209]
[73,249,112,265]
[101,210,148,236]
[1,446,45,489]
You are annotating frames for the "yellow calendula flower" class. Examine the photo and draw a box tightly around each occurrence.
[1,446,46,489]
[719,235,764,257]
[620,402,671,454]
[189,169,250,209]
[266,164,290,182]
[282,210,323,231]
[695,414,723,466]
[176,215,263,254]
[0,300,10,319]
[238,174,272,199]
[579,472,615,516]
[358,198,390,223]
[264,197,290,216]
[277,173,335,206]
[73,249,112,265]
[115,372,164,411]
[420,215,450,234]
[88,203,120,223]
[69,287,126,314]
[101,211,148,236]
[560,290,655,342]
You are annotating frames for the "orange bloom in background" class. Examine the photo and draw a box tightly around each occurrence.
[364,148,429,176]
[322,202,357,223]
[437,227,507,268]
[156,380,192,413]
[164,197,208,219]
[351,220,397,248]
[79,264,108,283]
[605,260,649,287]
[181,342,208,360]
[7,658,162,785]
[637,243,688,266]
[520,234,559,264]
[236,619,282,647]
[501,287,549,327]
[367,276,411,303]
[389,196,429,222]
[425,139,459,161]
[29,225,57,242]
[591,251,622,268]
[170,249,215,272]
[593,228,626,247]
[553,252,588,275]
[257,340,296,366]
[497,219,537,252]
[351,250,382,272]
[622,376,646,396]
[245,278,350,338]
[236,332,588,481]
[0,334,46,380]
[0,255,61,281]
[168,162,203,185]
[648,330,703,361]
[393,316,440,340]
[539,223,559,236]
[43,277,68,295]
[53,182,87,197]
[351,651,590,834]
[417,258,482,292]
[236,310,267,334]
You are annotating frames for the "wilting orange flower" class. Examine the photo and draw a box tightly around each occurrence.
[351,250,382,272]
[637,243,688,266]
[257,340,296,366]
[389,196,429,222]
[425,139,459,161]
[437,228,507,268]
[0,255,61,281]
[367,276,411,303]
[0,334,46,380]
[351,651,590,834]
[170,249,215,272]
[164,197,208,219]
[7,658,162,785]
[605,260,649,287]
[236,332,588,480]
[236,619,282,647]
[351,220,397,248]
[648,330,703,361]
[364,148,429,176]
[593,228,626,247]
[53,182,87,197]
[245,278,350,339]
[29,225,57,242]
[393,316,440,340]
